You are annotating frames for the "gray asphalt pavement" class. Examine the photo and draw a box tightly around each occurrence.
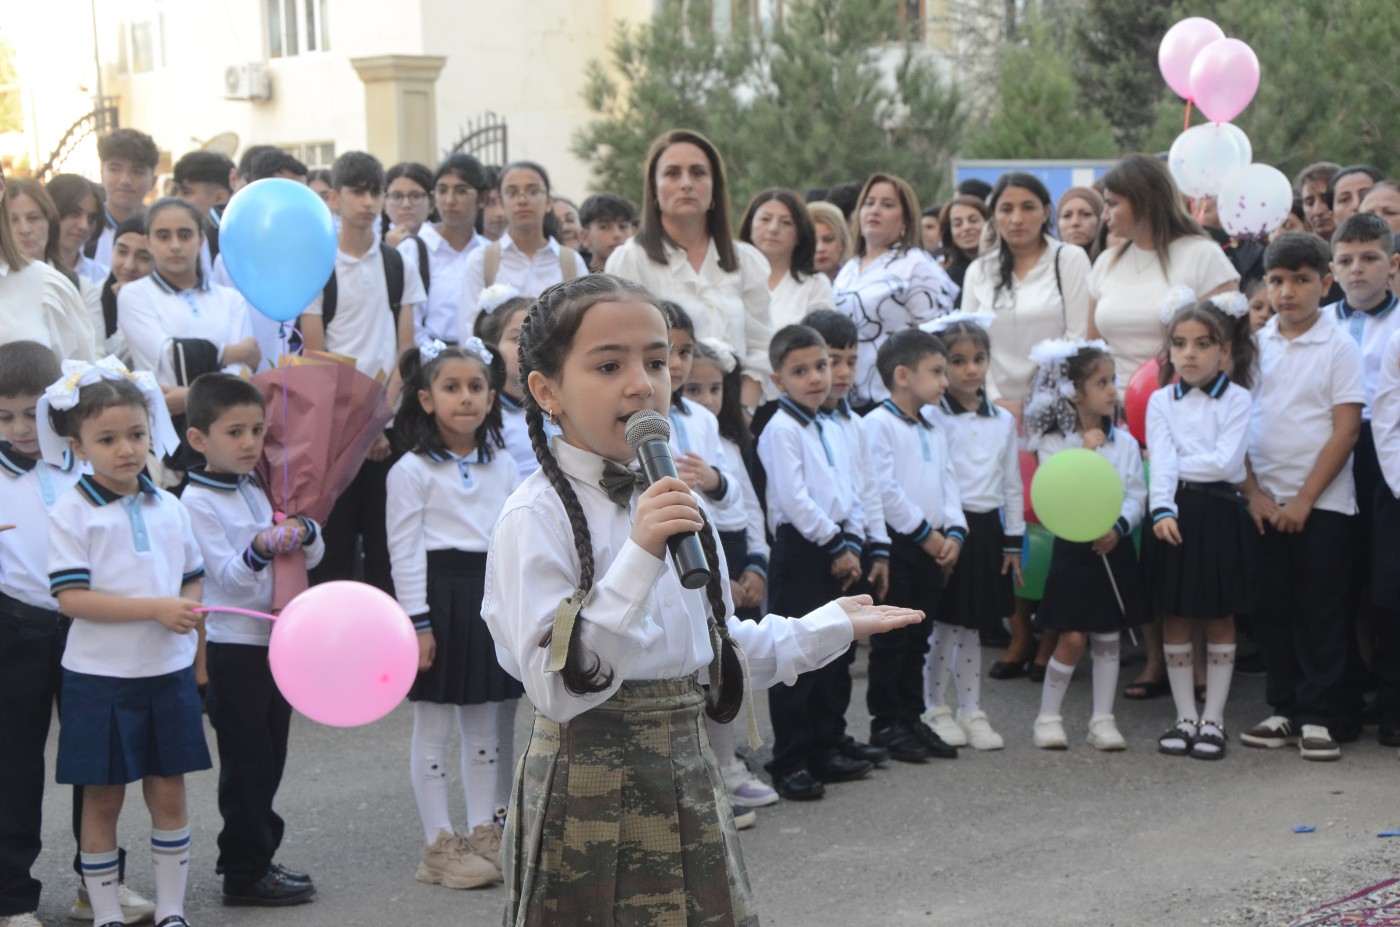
[32,645,1400,927]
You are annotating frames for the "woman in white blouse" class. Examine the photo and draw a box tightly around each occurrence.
[833,172,959,407]
[738,188,834,330]
[963,173,1092,416]
[605,129,773,403]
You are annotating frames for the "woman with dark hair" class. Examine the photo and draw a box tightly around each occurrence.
[9,178,108,356]
[938,195,989,306]
[47,173,108,286]
[382,161,436,249]
[832,172,959,406]
[739,188,833,329]
[400,154,491,346]
[606,129,774,402]
[0,167,97,359]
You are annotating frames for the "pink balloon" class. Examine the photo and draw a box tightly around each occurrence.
[269,581,419,727]
[1189,38,1261,124]
[1158,17,1225,100]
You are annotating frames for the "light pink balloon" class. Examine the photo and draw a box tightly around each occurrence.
[269,581,419,727]
[1189,38,1261,124]
[1158,17,1225,100]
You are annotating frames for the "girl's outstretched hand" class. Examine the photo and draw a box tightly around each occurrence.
[630,476,703,560]
[837,594,924,641]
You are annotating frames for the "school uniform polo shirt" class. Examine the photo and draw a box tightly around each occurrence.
[398,224,487,346]
[0,443,80,611]
[1250,314,1366,515]
[863,400,966,544]
[48,474,205,677]
[1375,329,1400,497]
[1328,293,1400,420]
[304,245,427,378]
[757,396,865,556]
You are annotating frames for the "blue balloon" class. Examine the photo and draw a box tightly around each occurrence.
[219,179,337,323]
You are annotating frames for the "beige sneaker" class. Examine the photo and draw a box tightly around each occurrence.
[1086,714,1127,751]
[958,711,1005,751]
[1032,714,1068,750]
[460,822,503,877]
[71,883,155,924]
[921,705,968,747]
[415,832,498,889]
[0,912,45,927]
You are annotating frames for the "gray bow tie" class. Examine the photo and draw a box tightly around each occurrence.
[599,459,645,508]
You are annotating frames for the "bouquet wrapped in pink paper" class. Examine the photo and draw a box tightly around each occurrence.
[253,351,393,611]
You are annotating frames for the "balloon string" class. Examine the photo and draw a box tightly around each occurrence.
[193,606,277,622]
[280,324,292,519]
[1183,100,1193,132]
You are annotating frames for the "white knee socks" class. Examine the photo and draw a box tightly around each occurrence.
[458,702,502,830]
[1201,643,1236,726]
[80,849,121,926]
[1090,633,1120,717]
[1165,642,1196,722]
[411,702,455,843]
[951,626,982,715]
[1038,658,1075,718]
[704,713,738,769]
[151,826,190,923]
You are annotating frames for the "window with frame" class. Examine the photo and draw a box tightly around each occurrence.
[266,0,330,58]
[281,141,336,170]
[115,3,167,74]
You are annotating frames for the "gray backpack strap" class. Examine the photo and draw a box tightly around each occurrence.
[483,241,502,288]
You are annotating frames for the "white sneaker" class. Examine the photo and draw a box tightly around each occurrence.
[72,884,155,924]
[0,912,45,927]
[921,705,968,747]
[1032,714,1068,750]
[1086,714,1127,751]
[957,711,1004,751]
[1299,724,1341,762]
[723,758,779,807]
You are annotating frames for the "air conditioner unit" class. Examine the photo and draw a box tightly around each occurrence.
[224,63,272,102]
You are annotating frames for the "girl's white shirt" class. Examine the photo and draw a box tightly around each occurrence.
[483,437,854,723]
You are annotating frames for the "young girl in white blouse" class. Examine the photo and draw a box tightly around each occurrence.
[387,338,522,890]
[1024,338,1147,753]
[472,289,546,477]
[1145,290,1257,761]
[481,274,920,923]
[922,313,1024,751]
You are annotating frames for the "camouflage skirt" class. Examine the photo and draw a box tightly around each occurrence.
[502,676,758,926]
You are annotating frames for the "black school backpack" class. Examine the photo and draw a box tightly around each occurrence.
[320,243,405,332]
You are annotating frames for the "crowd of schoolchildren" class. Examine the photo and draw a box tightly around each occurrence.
[2,125,1399,927]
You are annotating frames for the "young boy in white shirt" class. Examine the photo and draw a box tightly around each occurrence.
[1370,328,1400,752]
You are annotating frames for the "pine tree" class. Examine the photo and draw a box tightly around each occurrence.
[1071,0,1174,151]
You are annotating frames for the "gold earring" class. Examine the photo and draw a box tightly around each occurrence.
[547,409,559,426]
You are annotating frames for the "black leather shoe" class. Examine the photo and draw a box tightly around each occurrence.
[870,724,930,763]
[909,721,959,759]
[223,869,318,907]
[272,862,312,884]
[838,736,888,765]
[1379,726,1400,747]
[988,659,1030,680]
[773,769,825,801]
[809,750,873,783]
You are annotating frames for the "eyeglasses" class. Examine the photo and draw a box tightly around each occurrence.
[386,191,430,205]
[503,187,546,201]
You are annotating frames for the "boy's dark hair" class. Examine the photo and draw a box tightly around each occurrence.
[97,129,159,171]
[957,178,993,201]
[48,378,147,442]
[1331,212,1395,256]
[394,344,504,457]
[801,309,857,351]
[331,151,385,193]
[658,300,694,336]
[578,193,635,228]
[1327,165,1385,207]
[185,373,266,433]
[237,145,278,180]
[1264,232,1331,275]
[434,153,490,192]
[0,340,61,398]
[824,181,861,221]
[876,329,946,390]
[173,151,234,190]
[249,149,308,182]
[769,324,827,372]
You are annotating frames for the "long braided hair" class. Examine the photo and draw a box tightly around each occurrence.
[517,273,745,721]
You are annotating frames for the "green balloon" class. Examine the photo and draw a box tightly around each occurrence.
[1016,524,1054,601]
[1030,448,1125,543]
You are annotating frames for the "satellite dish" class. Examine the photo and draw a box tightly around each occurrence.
[201,132,240,156]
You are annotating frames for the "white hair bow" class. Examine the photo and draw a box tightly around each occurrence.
[699,337,738,374]
[461,336,494,366]
[920,311,994,334]
[35,356,179,467]
[478,284,521,314]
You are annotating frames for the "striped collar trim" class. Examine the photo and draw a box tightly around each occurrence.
[1337,292,1397,321]
[1173,371,1230,400]
[940,391,995,417]
[1,443,73,476]
[880,399,932,428]
[427,446,491,464]
[150,268,211,295]
[77,472,158,506]
[185,467,258,491]
[777,395,820,426]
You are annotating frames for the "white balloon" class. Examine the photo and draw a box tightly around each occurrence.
[1219,163,1294,239]
[1168,123,1247,198]
[1218,122,1252,166]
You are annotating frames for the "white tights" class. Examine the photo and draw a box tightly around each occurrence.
[924,623,983,715]
[410,701,502,841]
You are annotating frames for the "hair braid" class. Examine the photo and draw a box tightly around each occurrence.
[695,514,744,723]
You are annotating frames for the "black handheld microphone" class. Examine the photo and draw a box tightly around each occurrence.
[625,410,712,590]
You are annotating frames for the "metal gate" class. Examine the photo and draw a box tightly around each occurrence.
[445,111,507,166]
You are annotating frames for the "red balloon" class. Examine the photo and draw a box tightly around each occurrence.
[1124,359,1160,445]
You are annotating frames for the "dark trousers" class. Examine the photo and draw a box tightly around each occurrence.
[309,453,396,596]
[765,525,846,778]
[867,537,941,732]
[206,643,292,890]
[1257,510,1353,728]
[1372,482,1400,728]
[1335,424,1381,731]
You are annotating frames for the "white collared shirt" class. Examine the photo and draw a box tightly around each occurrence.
[0,257,98,362]
[929,396,1026,542]
[399,224,488,346]
[458,234,586,338]
[387,447,519,618]
[1145,374,1251,517]
[606,236,775,379]
[482,436,855,723]
[49,474,205,678]
[768,271,835,330]
[825,402,890,557]
[669,396,741,515]
[1327,294,1400,420]
[756,397,864,550]
[1035,427,1147,537]
[79,255,109,288]
[963,238,1093,402]
[0,444,81,611]
[181,469,325,645]
[303,244,427,378]
[709,435,770,572]
[117,271,254,380]
[832,247,959,405]
[864,400,966,543]
[1374,329,1400,498]
[1250,313,1366,515]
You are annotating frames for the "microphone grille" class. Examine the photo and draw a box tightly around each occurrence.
[625,410,671,450]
